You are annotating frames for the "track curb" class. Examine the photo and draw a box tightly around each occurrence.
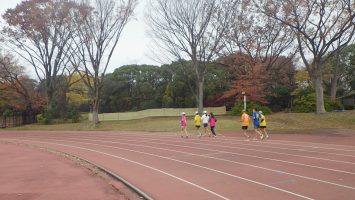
[75,156,154,200]
[0,140,154,200]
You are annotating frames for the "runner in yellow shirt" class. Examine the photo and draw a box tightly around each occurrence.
[240,110,251,140]
[259,111,269,140]
[194,111,202,137]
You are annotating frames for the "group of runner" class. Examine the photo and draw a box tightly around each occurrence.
[180,107,268,141]
[180,111,217,138]
[241,107,268,141]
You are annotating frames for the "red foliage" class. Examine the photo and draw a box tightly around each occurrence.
[0,78,46,112]
[209,52,294,108]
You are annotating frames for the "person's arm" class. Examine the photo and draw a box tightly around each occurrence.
[260,116,264,122]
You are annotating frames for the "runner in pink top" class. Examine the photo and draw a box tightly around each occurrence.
[181,115,187,126]
[180,112,188,138]
[209,112,217,137]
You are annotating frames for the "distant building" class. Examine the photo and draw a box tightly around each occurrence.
[338,92,355,110]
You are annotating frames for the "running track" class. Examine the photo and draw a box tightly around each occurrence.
[1,131,355,200]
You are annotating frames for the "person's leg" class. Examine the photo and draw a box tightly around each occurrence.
[242,127,250,139]
[211,126,216,136]
[204,124,209,136]
[260,128,265,140]
[258,128,263,140]
[196,126,201,136]
[184,127,188,138]
[198,127,202,136]
[253,125,260,140]
[264,128,269,139]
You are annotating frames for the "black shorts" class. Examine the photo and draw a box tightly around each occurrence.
[242,126,248,130]
[195,125,201,128]
[203,123,208,128]
[260,126,266,128]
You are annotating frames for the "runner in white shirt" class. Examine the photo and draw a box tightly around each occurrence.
[201,111,210,136]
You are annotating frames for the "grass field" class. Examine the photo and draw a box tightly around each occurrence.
[2,110,354,133]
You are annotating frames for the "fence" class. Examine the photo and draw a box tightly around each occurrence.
[89,106,227,121]
[0,112,37,128]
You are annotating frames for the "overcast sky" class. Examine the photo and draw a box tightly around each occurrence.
[0,0,161,78]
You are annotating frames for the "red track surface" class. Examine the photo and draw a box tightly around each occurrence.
[1,130,355,200]
[0,142,125,200]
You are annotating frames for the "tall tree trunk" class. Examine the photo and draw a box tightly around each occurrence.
[313,64,326,114]
[197,79,204,114]
[91,98,100,125]
[47,89,54,110]
[330,61,339,101]
[330,73,338,101]
[92,84,101,125]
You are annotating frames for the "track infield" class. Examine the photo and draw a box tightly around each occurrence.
[1,130,355,200]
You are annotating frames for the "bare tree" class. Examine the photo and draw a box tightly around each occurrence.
[72,0,136,124]
[324,44,355,100]
[255,0,355,114]
[224,1,296,70]
[1,0,79,110]
[147,0,238,114]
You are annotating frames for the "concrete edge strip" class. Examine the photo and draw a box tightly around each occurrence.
[0,140,154,200]
[75,156,154,200]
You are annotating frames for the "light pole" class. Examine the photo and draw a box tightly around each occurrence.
[242,92,246,111]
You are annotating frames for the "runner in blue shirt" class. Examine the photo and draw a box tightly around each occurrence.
[252,107,262,140]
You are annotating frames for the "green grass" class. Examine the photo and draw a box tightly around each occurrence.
[2,110,355,132]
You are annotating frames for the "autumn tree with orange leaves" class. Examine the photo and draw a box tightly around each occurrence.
[216,0,296,108]
[0,53,46,112]
[255,0,355,114]
[2,0,81,111]
[214,52,295,108]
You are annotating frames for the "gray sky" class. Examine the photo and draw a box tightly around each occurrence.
[0,0,160,77]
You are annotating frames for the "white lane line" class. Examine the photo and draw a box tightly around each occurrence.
[6,133,355,165]
[97,137,355,175]
[218,136,355,151]
[12,133,355,172]
[7,131,355,152]
[202,139,355,158]
[37,136,355,190]
[170,152,223,159]
[5,138,314,200]
[70,131,355,153]
[61,133,355,165]
[199,152,224,157]
[2,138,230,200]
[91,132,355,151]
[12,134,355,175]
[210,137,355,154]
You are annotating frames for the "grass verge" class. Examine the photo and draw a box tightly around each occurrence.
[2,110,354,133]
